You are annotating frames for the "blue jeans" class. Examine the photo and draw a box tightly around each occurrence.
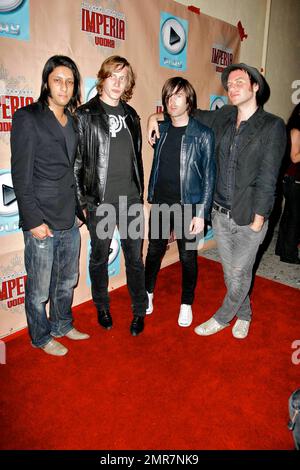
[212,209,268,324]
[23,222,80,348]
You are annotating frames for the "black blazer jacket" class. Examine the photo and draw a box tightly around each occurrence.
[11,101,82,231]
[195,105,287,225]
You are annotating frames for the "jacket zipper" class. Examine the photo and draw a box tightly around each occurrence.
[180,135,185,204]
[101,115,110,202]
[153,133,167,199]
[127,119,142,196]
[193,161,202,180]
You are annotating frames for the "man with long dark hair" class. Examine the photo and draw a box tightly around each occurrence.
[74,55,147,336]
[11,55,89,356]
[145,77,215,327]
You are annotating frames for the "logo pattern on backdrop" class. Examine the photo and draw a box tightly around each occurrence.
[159,12,188,71]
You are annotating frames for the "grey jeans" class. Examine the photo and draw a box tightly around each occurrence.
[212,209,268,325]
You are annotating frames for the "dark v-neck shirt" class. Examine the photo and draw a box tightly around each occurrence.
[58,116,76,162]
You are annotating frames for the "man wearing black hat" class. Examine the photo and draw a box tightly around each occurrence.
[147,63,286,339]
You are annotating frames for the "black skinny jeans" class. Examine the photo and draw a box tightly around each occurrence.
[87,200,147,317]
[145,205,199,305]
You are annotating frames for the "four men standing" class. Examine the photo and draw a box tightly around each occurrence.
[11,54,287,351]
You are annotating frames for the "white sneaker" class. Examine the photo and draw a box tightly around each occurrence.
[232,319,250,339]
[65,328,90,340]
[194,317,228,336]
[146,292,153,314]
[178,304,193,327]
[41,339,68,356]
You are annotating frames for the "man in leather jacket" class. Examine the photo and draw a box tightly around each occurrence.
[144,77,215,327]
[147,64,286,340]
[74,55,147,336]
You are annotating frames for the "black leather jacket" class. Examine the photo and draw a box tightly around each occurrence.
[148,117,216,219]
[74,96,144,209]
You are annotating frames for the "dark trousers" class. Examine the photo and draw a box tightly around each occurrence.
[87,200,147,317]
[276,176,300,261]
[145,205,198,305]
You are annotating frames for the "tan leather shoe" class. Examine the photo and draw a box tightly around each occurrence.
[194,317,228,336]
[41,339,68,356]
[65,328,90,340]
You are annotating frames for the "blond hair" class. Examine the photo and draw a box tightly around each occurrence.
[96,55,135,102]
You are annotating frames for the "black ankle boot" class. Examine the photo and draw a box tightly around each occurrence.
[280,256,300,265]
[130,316,144,336]
[97,310,113,330]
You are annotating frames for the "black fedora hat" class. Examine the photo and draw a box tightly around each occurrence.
[221,63,270,105]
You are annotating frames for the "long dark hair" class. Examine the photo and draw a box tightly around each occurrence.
[287,102,300,131]
[38,55,81,113]
[162,77,197,116]
[279,103,300,175]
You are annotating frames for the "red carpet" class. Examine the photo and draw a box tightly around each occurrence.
[0,257,299,450]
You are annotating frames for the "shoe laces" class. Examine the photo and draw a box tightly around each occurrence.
[180,305,191,319]
[236,320,249,333]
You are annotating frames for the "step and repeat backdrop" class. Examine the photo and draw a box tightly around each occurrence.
[0,0,240,338]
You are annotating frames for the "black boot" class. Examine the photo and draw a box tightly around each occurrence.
[97,310,113,330]
[130,316,144,336]
[280,256,300,265]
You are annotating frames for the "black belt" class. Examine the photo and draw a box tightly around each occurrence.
[283,175,300,184]
[213,202,232,218]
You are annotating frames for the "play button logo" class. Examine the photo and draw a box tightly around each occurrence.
[210,96,227,111]
[170,26,181,46]
[160,13,188,70]
[0,172,18,216]
[161,18,186,54]
[3,184,16,206]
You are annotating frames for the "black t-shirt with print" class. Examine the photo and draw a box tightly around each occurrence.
[101,99,139,204]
